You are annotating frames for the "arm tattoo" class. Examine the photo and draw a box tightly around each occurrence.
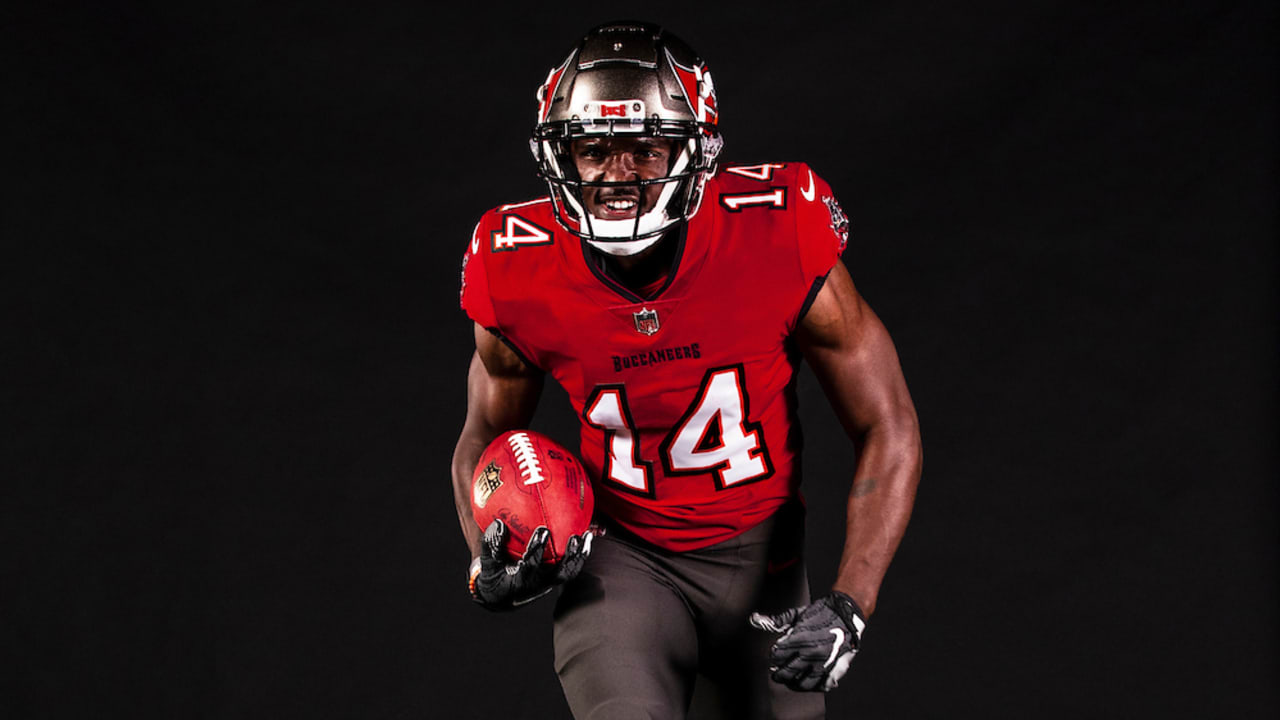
[852,476,878,498]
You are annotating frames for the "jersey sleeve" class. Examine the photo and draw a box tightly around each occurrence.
[459,217,498,329]
[793,164,851,283]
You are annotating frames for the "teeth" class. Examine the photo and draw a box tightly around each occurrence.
[605,199,637,210]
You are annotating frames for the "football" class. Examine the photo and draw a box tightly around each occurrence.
[470,430,594,564]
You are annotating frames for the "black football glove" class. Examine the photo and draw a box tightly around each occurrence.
[468,519,592,611]
[749,591,867,691]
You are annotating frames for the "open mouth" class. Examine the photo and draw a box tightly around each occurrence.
[593,191,642,220]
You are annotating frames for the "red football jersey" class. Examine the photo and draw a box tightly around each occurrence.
[460,162,850,552]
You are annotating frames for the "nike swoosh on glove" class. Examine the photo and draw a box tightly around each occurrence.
[749,591,867,691]
[469,519,593,611]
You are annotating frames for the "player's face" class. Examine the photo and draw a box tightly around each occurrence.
[571,137,674,221]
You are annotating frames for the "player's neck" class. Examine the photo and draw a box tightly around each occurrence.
[593,232,677,297]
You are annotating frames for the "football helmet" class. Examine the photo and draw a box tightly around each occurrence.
[530,21,724,255]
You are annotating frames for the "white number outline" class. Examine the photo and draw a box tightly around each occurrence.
[723,163,786,181]
[719,188,787,212]
[584,365,773,497]
[491,214,554,252]
[659,364,773,489]
[583,384,655,497]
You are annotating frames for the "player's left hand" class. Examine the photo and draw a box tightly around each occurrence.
[749,591,867,691]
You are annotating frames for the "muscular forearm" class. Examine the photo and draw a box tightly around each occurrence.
[831,420,922,617]
[451,339,544,561]
[451,430,492,559]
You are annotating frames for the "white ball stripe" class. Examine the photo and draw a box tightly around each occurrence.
[508,432,546,485]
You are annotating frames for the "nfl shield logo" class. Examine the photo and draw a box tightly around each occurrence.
[633,307,660,335]
[472,461,503,509]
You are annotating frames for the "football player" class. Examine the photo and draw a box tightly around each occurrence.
[451,21,922,719]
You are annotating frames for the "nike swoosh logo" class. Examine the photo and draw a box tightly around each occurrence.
[800,170,815,201]
[826,628,844,668]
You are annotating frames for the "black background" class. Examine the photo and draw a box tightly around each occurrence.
[7,1,1277,718]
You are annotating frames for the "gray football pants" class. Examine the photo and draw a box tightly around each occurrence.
[552,503,825,720]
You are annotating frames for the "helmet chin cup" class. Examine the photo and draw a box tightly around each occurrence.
[530,22,722,254]
[586,235,663,256]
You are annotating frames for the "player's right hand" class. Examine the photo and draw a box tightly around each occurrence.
[468,519,592,611]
